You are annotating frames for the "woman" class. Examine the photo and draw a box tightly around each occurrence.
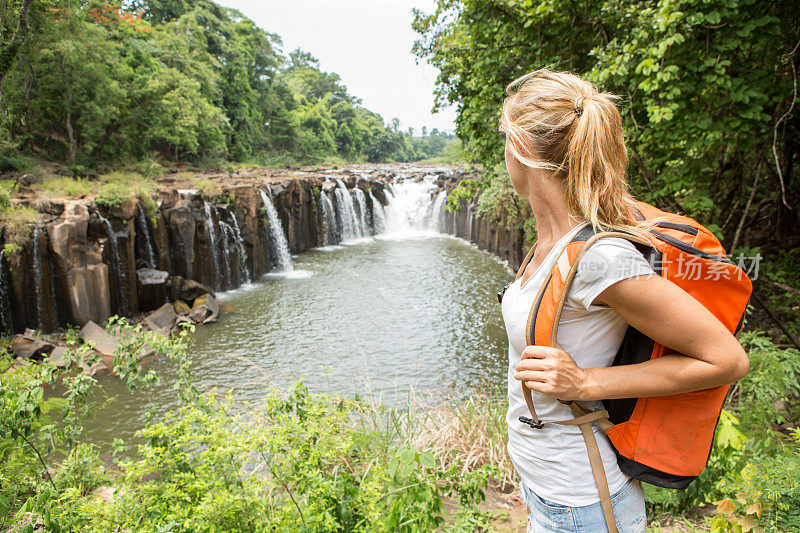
[497,68,750,532]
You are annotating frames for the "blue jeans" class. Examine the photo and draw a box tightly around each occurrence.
[520,477,647,532]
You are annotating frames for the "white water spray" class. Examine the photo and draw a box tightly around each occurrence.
[259,190,294,271]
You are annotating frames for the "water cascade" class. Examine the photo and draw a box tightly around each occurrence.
[229,212,251,284]
[319,192,337,245]
[353,187,370,237]
[369,192,386,234]
[259,190,294,271]
[466,203,474,241]
[203,202,222,290]
[97,212,131,317]
[135,203,158,269]
[382,176,447,236]
[216,209,234,291]
[333,180,361,241]
[430,191,447,232]
[30,227,46,329]
[0,250,12,333]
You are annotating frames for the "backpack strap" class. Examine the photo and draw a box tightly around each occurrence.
[519,229,654,533]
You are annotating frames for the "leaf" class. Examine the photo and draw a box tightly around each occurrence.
[713,498,736,515]
[419,452,436,469]
[745,502,762,517]
[399,446,417,465]
[388,456,399,477]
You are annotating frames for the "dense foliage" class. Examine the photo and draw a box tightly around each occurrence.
[413,0,799,249]
[0,320,496,531]
[0,0,457,167]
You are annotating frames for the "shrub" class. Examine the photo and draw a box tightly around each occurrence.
[0,204,38,252]
[94,182,130,207]
[0,152,34,173]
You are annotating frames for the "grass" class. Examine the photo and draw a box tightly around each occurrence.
[0,203,39,253]
[38,176,94,198]
[409,384,518,492]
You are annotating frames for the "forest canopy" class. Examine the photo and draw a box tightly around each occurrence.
[412,0,799,250]
[0,0,457,167]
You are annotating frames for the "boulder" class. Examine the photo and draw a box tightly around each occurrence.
[172,314,194,333]
[8,357,31,372]
[137,268,169,311]
[10,335,55,360]
[189,293,219,324]
[167,276,214,302]
[322,181,337,193]
[49,346,69,368]
[79,359,108,377]
[173,299,191,314]
[143,303,177,334]
[78,321,119,356]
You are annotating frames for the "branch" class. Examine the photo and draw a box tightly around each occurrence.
[751,290,800,352]
[761,276,800,296]
[0,420,57,490]
[771,38,800,210]
[731,158,762,251]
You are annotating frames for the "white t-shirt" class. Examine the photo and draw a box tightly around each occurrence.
[501,221,656,506]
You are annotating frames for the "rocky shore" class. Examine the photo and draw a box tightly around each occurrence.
[1,164,530,371]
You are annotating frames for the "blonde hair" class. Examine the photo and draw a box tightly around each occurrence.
[499,68,645,232]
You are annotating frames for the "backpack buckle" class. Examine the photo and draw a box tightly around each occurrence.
[497,283,510,304]
[519,416,544,429]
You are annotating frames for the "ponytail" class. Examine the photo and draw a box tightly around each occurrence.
[499,68,642,232]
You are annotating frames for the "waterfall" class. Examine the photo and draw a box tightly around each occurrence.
[43,227,60,327]
[97,213,131,317]
[0,250,12,333]
[430,190,447,232]
[259,190,294,271]
[229,212,251,284]
[333,180,361,241]
[353,187,370,236]
[203,202,221,290]
[382,175,445,236]
[466,203,474,241]
[30,228,49,329]
[216,212,234,291]
[135,203,158,269]
[369,192,386,234]
[319,192,336,245]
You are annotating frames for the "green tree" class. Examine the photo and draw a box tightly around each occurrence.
[413,0,800,244]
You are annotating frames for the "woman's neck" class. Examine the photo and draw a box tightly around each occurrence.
[526,173,583,246]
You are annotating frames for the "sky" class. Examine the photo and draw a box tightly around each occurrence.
[216,0,457,135]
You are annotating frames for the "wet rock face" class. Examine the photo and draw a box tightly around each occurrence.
[1,166,527,333]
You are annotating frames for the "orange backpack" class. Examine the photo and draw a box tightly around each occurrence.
[506,201,752,532]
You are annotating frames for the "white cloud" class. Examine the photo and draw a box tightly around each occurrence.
[217,0,457,134]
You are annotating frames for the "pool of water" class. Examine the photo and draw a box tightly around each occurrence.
[82,225,513,447]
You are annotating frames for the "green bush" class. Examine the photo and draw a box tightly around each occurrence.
[94,182,131,208]
[0,152,34,173]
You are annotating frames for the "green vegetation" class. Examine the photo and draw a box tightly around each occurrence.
[0,0,460,170]
[413,0,800,527]
[0,320,497,531]
[0,202,38,254]
[413,0,798,250]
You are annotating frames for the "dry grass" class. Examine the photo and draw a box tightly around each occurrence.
[409,386,519,493]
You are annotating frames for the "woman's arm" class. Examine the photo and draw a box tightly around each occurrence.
[513,273,750,402]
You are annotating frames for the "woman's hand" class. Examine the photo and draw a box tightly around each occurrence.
[514,346,593,401]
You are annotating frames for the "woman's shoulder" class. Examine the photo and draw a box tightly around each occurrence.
[568,237,656,310]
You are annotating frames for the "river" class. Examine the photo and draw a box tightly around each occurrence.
[83,179,514,447]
